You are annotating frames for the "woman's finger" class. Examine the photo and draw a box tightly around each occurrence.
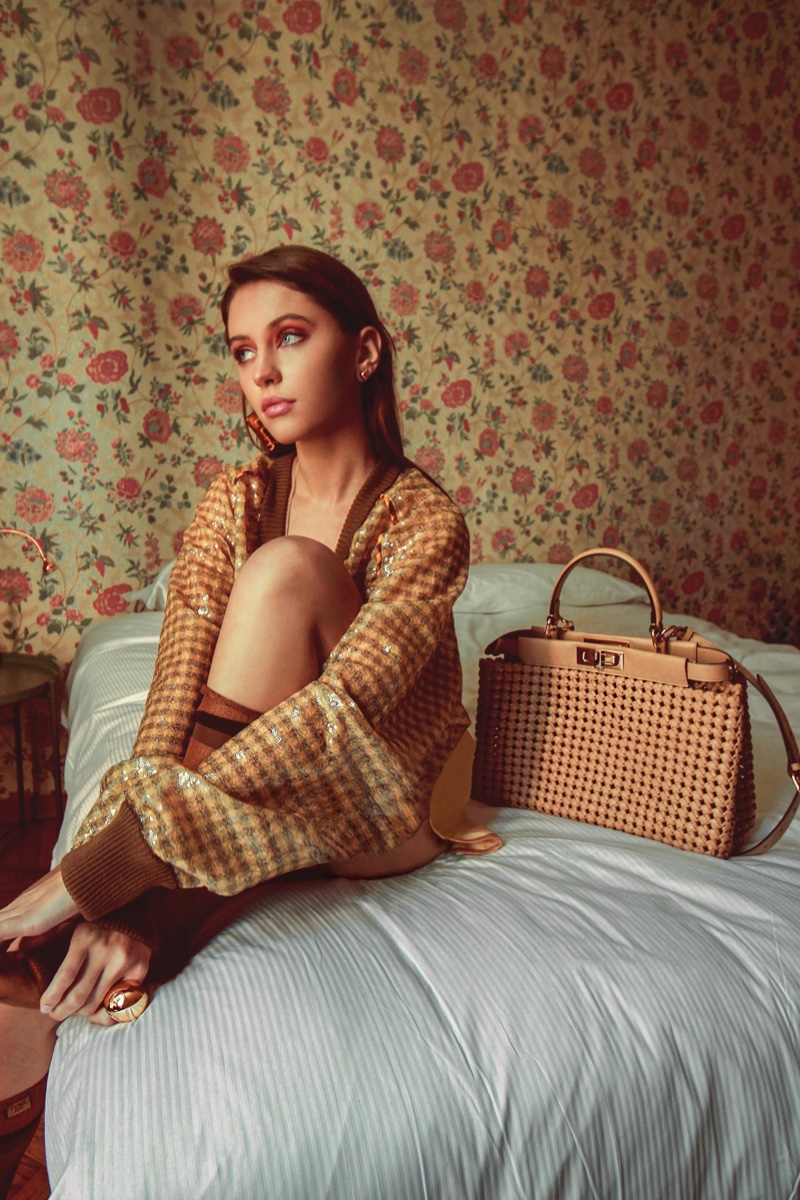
[39,931,93,1015]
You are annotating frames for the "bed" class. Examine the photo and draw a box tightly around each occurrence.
[46,561,800,1199]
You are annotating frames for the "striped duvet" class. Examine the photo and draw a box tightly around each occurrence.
[47,564,800,1199]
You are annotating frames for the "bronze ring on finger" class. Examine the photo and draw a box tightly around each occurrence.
[102,978,149,1023]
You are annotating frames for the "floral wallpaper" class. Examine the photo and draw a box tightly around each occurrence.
[0,0,798,801]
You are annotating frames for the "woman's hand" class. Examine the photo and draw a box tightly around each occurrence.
[0,866,79,945]
[40,921,152,1025]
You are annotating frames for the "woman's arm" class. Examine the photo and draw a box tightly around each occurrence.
[57,470,470,921]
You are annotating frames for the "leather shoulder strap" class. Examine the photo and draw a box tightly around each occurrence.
[734,661,800,856]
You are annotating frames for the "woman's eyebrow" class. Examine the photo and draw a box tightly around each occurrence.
[228,312,317,344]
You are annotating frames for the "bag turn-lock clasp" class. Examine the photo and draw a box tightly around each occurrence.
[577,647,624,670]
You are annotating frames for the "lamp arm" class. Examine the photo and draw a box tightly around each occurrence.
[0,527,58,574]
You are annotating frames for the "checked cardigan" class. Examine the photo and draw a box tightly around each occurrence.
[60,455,471,921]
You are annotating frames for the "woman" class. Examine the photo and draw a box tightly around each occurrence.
[0,245,498,1192]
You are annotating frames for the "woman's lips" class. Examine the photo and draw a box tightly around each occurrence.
[261,397,295,419]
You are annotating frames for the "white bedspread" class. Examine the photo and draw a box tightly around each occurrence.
[46,565,800,1199]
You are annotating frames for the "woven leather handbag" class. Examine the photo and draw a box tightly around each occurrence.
[472,548,800,857]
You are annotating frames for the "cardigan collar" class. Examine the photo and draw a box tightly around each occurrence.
[258,454,403,560]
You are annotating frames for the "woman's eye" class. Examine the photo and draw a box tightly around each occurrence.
[233,346,254,364]
[278,329,303,347]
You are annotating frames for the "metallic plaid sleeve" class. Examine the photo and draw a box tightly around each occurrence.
[70,462,471,896]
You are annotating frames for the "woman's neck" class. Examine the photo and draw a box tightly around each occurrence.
[292,432,378,507]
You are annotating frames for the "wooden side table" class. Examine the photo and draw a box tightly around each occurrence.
[0,653,64,825]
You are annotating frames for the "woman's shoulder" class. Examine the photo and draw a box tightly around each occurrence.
[389,462,466,526]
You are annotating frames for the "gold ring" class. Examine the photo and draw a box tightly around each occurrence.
[102,979,149,1023]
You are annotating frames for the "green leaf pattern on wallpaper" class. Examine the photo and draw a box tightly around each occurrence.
[0,0,798,791]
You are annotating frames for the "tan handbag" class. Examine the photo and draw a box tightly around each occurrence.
[472,549,800,857]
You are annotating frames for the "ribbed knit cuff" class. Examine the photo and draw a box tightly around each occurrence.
[94,892,161,953]
[61,804,176,922]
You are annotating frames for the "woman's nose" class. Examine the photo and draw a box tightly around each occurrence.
[254,349,280,386]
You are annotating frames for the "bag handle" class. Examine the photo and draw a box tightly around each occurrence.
[546,548,665,648]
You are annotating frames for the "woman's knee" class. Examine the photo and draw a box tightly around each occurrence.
[236,536,360,612]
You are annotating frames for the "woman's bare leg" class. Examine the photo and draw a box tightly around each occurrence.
[200,534,445,878]
[206,535,362,711]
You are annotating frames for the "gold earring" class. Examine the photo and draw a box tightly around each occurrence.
[360,367,372,381]
[245,412,277,453]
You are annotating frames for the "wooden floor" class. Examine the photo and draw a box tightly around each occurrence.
[1,805,60,1200]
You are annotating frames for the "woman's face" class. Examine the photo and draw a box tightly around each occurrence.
[227,280,379,449]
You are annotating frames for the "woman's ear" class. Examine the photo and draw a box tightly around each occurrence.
[356,326,382,382]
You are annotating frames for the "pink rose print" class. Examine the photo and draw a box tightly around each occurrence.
[539,45,565,81]
[170,295,204,326]
[55,430,98,463]
[331,68,358,106]
[721,214,746,240]
[573,484,599,510]
[490,219,513,250]
[0,569,32,605]
[93,584,131,615]
[215,379,241,414]
[115,477,142,502]
[532,402,556,431]
[305,137,329,162]
[3,230,44,272]
[511,468,534,496]
[504,0,526,24]
[390,283,420,316]
[1,321,22,360]
[165,35,202,70]
[547,196,573,229]
[415,445,445,476]
[398,47,429,85]
[191,218,226,257]
[15,487,55,524]
[138,157,169,197]
[253,76,291,116]
[376,127,405,163]
[213,134,250,172]
[109,231,137,258]
[142,409,173,443]
[525,266,550,298]
[606,82,634,111]
[44,170,89,211]
[518,115,544,147]
[86,350,128,383]
[283,0,321,33]
[193,457,224,489]
[442,380,472,408]
[578,147,606,179]
[424,230,455,264]
[434,0,467,33]
[76,88,122,124]
[452,162,484,192]
[562,355,588,384]
[588,293,615,320]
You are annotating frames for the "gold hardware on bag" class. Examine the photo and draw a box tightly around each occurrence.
[577,647,624,670]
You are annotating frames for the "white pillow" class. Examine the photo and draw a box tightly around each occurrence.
[125,559,176,611]
[455,561,646,614]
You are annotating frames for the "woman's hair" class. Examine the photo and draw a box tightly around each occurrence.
[221,245,406,464]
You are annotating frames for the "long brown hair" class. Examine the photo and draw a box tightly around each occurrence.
[221,245,406,465]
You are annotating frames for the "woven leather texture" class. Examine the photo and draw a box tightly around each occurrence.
[472,659,756,858]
